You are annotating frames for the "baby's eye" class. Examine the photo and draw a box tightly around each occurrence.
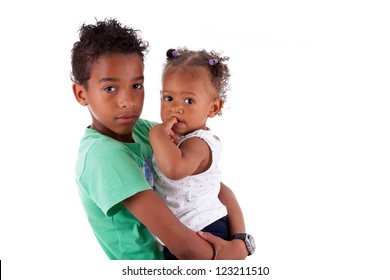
[104,86,117,93]
[163,95,173,102]
[184,98,195,104]
[133,84,144,90]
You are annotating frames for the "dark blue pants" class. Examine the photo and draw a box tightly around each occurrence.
[164,215,229,260]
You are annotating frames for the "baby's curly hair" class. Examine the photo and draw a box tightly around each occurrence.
[70,18,149,86]
[164,48,231,110]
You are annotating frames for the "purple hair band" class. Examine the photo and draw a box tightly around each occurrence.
[172,50,179,58]
[209,58,219,65]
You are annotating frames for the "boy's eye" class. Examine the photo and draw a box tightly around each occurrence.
[163,96,173,102]
[133,84,144,90]
[104,86,117,93]
[184,98,195,104]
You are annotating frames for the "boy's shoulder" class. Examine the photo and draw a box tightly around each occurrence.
[80,127,117,145]
[78,127,124,158]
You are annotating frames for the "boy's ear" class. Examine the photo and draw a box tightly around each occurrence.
[208,98,223,118]
[73,83,88,106]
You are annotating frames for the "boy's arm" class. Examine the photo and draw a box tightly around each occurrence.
[123,188,248,260]
[123,189,214,259]
[198,183,248,259]
[150,118,209,180]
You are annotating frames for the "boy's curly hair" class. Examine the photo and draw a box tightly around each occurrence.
[70,18,149,86]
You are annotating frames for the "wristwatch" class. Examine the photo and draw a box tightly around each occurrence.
[231,233,256,256]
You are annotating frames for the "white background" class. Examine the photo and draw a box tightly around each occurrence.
[0,0,389,279]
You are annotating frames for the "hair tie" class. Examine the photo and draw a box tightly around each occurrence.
[209,58,219,65]
[171,49,179,58]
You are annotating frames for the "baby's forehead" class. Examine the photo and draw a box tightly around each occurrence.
[165,65,210,78]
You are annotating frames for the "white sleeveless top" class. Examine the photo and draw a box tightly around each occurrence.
[152,129,227,232]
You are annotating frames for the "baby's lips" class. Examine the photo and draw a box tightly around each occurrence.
[167,116,179,124]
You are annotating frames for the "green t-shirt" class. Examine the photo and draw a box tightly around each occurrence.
[75,119,163,260]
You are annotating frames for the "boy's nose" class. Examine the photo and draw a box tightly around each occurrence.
[118,93,135,109]
[119,99,133,108]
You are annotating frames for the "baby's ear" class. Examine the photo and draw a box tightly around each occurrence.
[208,98,223,118]
[73,83,88,106]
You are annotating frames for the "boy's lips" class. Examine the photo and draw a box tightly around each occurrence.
[116,114,138,123]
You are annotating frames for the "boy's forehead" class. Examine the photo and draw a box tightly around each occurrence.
[94,53,143,67]
[90,53,144,78]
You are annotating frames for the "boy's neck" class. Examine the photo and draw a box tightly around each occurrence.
[91,123,135,143]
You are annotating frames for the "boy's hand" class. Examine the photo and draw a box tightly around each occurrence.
[197,231,248,260]
[162,116,178,144]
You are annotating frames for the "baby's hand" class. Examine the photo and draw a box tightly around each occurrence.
[162,117,178,144]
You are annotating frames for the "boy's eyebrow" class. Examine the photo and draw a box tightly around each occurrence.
[98,76,144,83]
[99,77,119,83]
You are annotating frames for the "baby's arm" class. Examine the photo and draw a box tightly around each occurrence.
[198,183,248,259]
[219,183,246,235]
[150,117,210,180]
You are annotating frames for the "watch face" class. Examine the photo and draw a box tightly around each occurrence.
[245,235,256,255]
[232,233,256,256]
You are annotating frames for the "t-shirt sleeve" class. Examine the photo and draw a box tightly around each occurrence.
[79,140,151,217]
